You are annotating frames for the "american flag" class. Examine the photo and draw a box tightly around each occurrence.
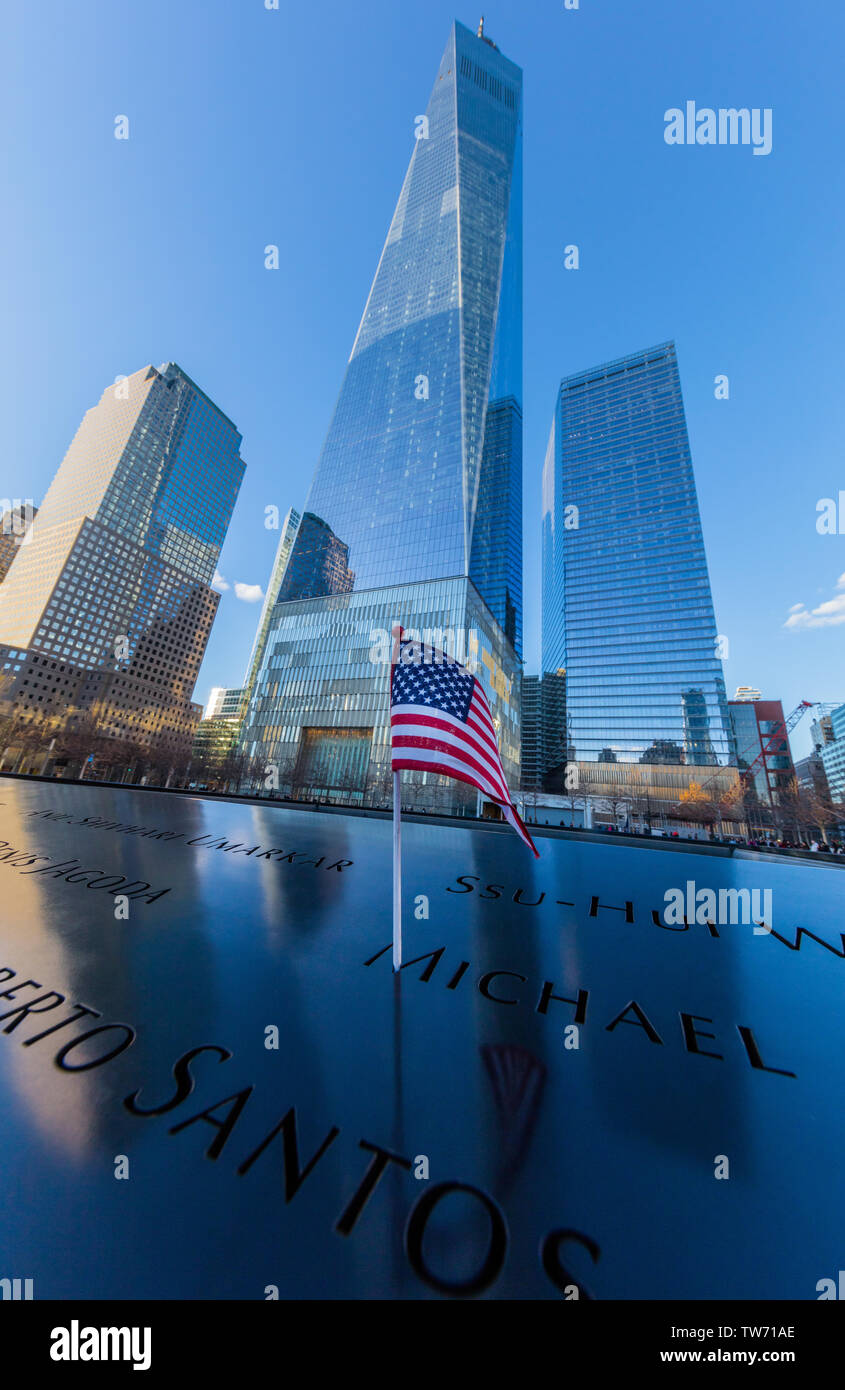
[390,631,538,857]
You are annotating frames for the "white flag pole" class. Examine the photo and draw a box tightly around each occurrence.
[391,624,403,971]
[393,768,402,971]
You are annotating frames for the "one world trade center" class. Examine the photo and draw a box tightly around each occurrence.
[240,20,523,811]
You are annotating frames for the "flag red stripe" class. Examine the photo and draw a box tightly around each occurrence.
[390,757,513,810]
[467,702,500,755]
[391,736,509,804]
[390,713,509,796]
[470,681,494,719]
[391,741,510,803]
[469,692,500,750]
[469,686,497,738]
[466,712,500,761]
[391,755,538,856]
[500,801,540,858]
[391,698,501,768]
[466,709,500,759]
[389,641,537,858]
[391,735,510,803]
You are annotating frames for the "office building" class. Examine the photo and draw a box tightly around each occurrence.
[521,670,567,790]
[728,698,795,805]
[810,704,838,753]
[820,702,845,803]
[242,507,301,702]
[469,396,522,655]
[795,751,830,800]
[197,507,302,747]
[542,341,734,772]
[0,505,37,584]
[205,687,246,720]
[0,364,244,766]
[240,21,523,810]
[192,689,246,783]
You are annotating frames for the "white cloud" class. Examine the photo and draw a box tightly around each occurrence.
[234,582,264,603]
[784,573,845,629]
[212,570,230,591]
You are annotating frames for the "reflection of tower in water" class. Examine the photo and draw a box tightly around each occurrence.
[0,782,219,1162]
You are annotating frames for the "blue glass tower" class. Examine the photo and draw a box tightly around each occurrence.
[542,342,733,767]
[241,21,523,807]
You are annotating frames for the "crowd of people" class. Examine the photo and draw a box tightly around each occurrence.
[731,835,844,855]
[531,820,845,856]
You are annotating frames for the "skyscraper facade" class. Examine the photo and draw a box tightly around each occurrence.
[520,671,567,790]
[794,751,830,802]
[810,704,838,753]
[820,702,845,803]
[240,21,523,809]
[241,506,301,706]
[196,506,303,750]
[205,687,246,720]
[0,364,244,764]
[470,397,522,654]
[277,511,352,604]
[0,504,37,584]
[542,342,733,768]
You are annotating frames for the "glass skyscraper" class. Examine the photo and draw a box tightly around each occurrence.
[0,363,245,762]
[520,671,567,791]
[241,20,523,809]
[542,342,733,767]
[0,505,37,584]
[241,506,301,702]
[820,702,845,803]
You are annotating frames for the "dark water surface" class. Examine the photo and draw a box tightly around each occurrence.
[0,779,840,1299]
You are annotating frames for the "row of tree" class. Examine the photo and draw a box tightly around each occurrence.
[3,712,843,841]
[674,778,845,843]
[0,714,391,803]
[526,772,845,844]
[0,713,190,787]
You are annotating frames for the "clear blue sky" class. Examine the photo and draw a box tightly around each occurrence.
[4,0,843,759]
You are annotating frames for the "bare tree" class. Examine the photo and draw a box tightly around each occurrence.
[673,781,722,835]
[0,716,44,773]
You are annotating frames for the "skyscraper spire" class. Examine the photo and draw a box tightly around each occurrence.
[477,15,498,49]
